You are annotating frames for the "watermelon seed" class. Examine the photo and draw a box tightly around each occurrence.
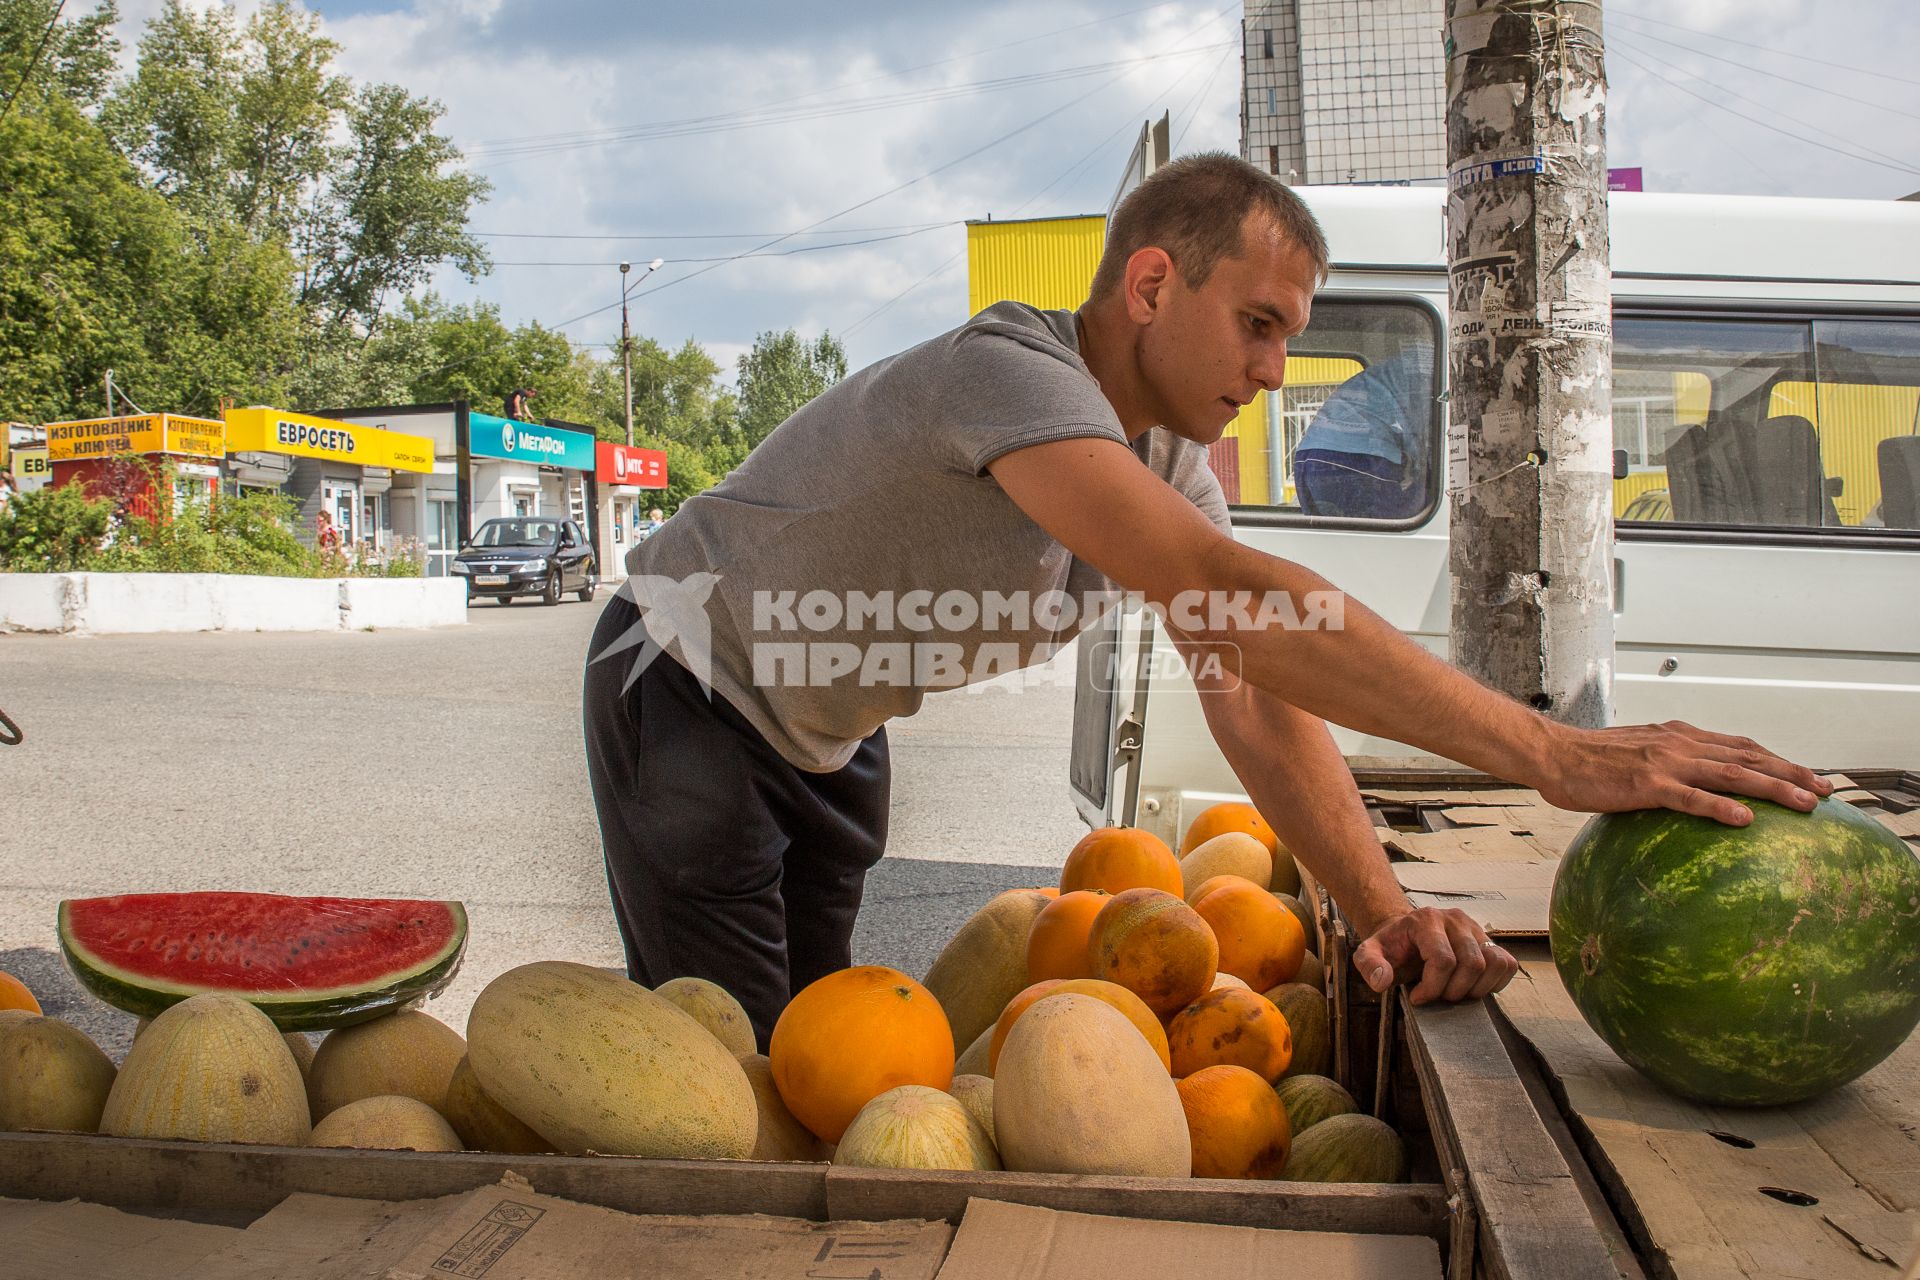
[1707,1130,1755,1149]
[1758,1187,1818,1207]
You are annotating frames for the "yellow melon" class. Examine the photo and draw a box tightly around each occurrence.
[468,961,755,1159]
[306,1009,466,1122]
[102,994,308,1145]
[834,1085,1000,1171]
[993,994,1190,1177]
[654,977,757,1057]
[739,1053,828,1163]
[442,1054,551,1153]
[954,1025,994,1078]
[923,889,1053,1055]
[139,1015,316,1080]
[309,1095,462,1151]
[949,1074,996,1146]
[0,1015,116,1133]
[1179,833,1273,901]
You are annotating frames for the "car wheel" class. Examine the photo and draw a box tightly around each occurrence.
[577,572,596,603]
[542,569,562,606]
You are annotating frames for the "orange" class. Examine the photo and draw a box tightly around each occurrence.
[1178,1064,1293,1178]
[1181,802,1278,857]
[1025,890,1110,983]
[1060,827,1182,898]
[1191,878,1306,991]
[1167,987,1294,1082]
[770,966,954,1144]
[0,970,40,1015]
[1087,888,1218,1018]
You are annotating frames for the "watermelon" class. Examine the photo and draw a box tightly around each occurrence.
[59,893,467,1033]
[1550,796,1920,1107]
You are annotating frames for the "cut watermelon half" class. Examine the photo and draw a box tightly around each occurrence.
[58,892,468,1032]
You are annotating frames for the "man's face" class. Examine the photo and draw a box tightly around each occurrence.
[1133,213,1317,444]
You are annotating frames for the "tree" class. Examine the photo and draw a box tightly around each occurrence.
[1445,0,1613,727]
[301,81,490,334]
[734,329,848,450]
[0,0,119,112]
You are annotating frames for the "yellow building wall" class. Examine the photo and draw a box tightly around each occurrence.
[966,217,1107,317]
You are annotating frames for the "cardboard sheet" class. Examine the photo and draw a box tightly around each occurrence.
[8,1198,243,1280]
[1394,859,1555,936]
[932,1197,1441,1280]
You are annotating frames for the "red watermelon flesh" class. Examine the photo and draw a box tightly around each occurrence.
[59,892,468,1032]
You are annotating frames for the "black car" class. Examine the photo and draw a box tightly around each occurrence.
[452,517,597,605]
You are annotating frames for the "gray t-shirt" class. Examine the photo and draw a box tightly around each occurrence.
[624,300,1232,772]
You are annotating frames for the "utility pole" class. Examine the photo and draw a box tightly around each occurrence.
[1444,0,1614,729]
[619,261,634,447]
[618,257,665,448]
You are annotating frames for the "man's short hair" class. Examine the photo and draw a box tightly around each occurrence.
[1088,152,1329,301]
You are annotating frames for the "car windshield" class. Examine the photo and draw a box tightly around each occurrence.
[471,519,559,548]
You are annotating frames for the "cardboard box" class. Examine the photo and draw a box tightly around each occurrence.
[371,1176,952,1280]
[932,1197,1442,1279]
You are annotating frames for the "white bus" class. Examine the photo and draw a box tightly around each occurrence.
[1071,186,1920,841]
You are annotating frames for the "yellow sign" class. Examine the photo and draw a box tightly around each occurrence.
[44,415,225,461]
[223,407,434,474]
[14,448,50,480]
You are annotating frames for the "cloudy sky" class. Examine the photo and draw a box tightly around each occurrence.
[113,1,1920,379]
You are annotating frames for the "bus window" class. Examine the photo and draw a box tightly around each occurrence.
[1613,313,1920,533]
[1211,298,1442,524]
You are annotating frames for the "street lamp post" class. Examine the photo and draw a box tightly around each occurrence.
[618,257,665,448]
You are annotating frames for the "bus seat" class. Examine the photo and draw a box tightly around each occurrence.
[1879,435,1920,529]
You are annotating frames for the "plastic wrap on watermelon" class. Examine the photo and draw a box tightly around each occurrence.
[57,892,468,1032]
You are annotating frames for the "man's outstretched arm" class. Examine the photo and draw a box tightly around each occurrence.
[990,436,1831,824]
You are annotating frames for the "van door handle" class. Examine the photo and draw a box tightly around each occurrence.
[1613,557,1625,614]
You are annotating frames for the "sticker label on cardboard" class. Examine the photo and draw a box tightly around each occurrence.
[431,1201,546,1277]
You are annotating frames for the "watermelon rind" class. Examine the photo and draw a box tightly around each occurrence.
[1549,795,1920,1108]
[57,895,468,1033]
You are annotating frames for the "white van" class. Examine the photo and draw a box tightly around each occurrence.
[1071,186,1920,841]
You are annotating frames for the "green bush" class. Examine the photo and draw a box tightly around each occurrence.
[0,484,113,571]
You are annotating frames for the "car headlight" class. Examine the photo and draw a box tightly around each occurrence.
[449,561,470,574]
[516,559,548,573]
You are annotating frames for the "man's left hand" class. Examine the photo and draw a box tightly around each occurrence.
[1353,907,1519,1005]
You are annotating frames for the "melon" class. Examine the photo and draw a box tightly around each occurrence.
[922,890,1052,1054]
[1269,851,1303,898]
[59,893,467,1031]
[101,993,309,1145]
[443,1054,551,1154]
[0,1015,116,1133]
[1284,1112,1407,1183]
[1265,982,1331,1079]
[739,1053,827,1163]
[994,994,1190,1178]
[954,1025,994,1078]
[1294,951,1326,992]
[834,1085,1000,1171]
[306,1009,466,1121]
[468,961,755,1159]
[309,1095,462,1151]
[1275,1074,1358,1134]
[1179,834,1272,901]
[1550,795,1920,1107]
[653,977,756,1057]
[138,1014,314,1079]
[949,1074,996,1146]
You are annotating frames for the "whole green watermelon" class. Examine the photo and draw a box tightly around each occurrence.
[1550,795,1920,1107]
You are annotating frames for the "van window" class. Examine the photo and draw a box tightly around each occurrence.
[1211,298,1442,524]
[1613,313,1920,532]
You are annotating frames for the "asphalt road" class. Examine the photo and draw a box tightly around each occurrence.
[0,591,1092,1058]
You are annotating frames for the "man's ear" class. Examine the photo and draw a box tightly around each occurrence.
[1123,247,1174,325]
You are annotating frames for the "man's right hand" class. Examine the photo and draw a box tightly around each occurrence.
[1531,719,1831,826]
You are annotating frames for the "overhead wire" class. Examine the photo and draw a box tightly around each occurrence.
[1608,35,1920,178]
[1609,17,1920,124]
[1608,8,1920,90]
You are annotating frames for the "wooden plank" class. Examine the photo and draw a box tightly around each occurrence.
[1403,995,1627,1280]
[1494,943,1920,1279]
[823,1165,1450,1238]
[0,1133,829,1225]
